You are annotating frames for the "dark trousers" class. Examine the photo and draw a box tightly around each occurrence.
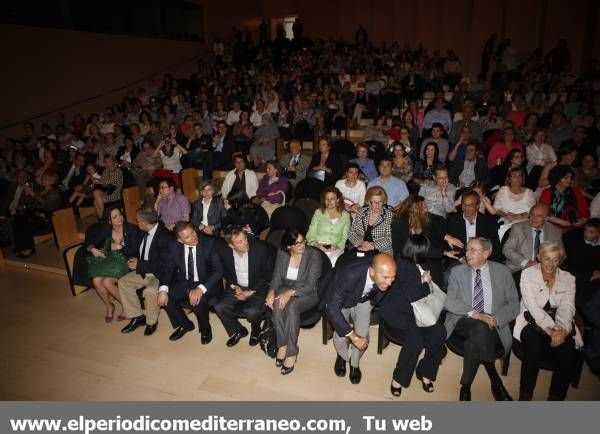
[214,289,266,336]
[385,321,446,387]
[163,282,211,332]
[453,317,502,386]
[203,151,228,180]
[12,211,52,251]
[519,324,577,400]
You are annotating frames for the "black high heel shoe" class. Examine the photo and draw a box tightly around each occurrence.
[416,374,434,393]
[390,382,402,397]
[275,358,284,367]
[281,355,297,375]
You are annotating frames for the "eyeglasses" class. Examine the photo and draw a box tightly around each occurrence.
[292,239,306,246]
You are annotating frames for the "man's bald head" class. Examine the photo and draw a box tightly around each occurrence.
[529,203,550,229]
[369,254,397,292]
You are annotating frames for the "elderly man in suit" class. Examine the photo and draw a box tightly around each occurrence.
[157,221,223,344]
[214,226,275,347]
[445,237,520,401]
[280,139,311,191]
[325,253,397,384]
[119,208,173,336]
[503,204,563,289]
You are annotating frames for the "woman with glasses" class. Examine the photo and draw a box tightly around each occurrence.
[266,229,322,374]
[347,186,393,256]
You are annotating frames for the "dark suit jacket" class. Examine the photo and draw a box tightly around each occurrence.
[136,224,173,277]
[378,258,431,329]
[325,256,385,337]
[563,228,600,285]
[190,197,226,231]
[448,154,489,186]
[446,211,501,261]
[309,152,344,185]
[217,239,275,297]
[159,233,224,299]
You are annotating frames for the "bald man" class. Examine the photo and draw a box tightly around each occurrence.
[325,253,397,384]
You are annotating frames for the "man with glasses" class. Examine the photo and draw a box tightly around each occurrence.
[444,237,519,401]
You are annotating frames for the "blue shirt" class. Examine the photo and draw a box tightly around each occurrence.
[368,176,409,207]
[350,158,378,181]
[424,109,453,130]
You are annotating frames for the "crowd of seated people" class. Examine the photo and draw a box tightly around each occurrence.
[1,30,600,401]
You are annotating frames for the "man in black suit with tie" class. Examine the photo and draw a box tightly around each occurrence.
[119,208,173,336]
[445,189,501,265]
[158,221,224,344]
[325,253,397,384]
[214,226,275,347]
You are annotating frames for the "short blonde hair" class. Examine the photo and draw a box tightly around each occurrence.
[538,241,565,260]
[364,186,387,205]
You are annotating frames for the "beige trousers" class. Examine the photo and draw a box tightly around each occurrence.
[118,271,161,325]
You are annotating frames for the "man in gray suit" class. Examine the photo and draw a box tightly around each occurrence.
[503,204,563,274]
[445,237,520,401]
[280,139,311,191]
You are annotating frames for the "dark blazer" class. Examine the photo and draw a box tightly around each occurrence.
[563,227,600,285]
[309,152,344,185]
[378,258,431,329]
[190,197,226,231]
[159,233,224,299]
[85,222,142,258]
[136,223,173,277]
[448,154,489,186]
[391,213,446,286]
[217,239,275,297]
[325,256,386,337]
[446,211,501,261]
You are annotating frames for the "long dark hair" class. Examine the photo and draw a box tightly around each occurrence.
[402,233,430,265]
[280,228,304,252]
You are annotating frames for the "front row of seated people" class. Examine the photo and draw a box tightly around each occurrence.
[85,204,584,401]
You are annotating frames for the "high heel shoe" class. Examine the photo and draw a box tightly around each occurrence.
[390,382,402,397]
[281,355,297,375]
[275,358,284,368]
[105,303,115,323]
[416,374,434,393]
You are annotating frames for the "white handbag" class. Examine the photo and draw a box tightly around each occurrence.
[411,265,446,327]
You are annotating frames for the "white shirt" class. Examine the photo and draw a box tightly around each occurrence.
[590,192,600,218]
[335,179,366,207]
[362,270,375,298]
[286,266,299,281]
[226,110,241,126]
[520,227,545,267]
[526,142,556,173]
[140,223,158,261]
[9,185,24,215]
[201,199,211,226]
[233,250,249,287]
[463,214,477,240]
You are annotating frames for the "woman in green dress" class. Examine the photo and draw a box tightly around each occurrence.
[85,207,141,323]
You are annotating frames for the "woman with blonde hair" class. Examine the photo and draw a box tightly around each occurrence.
[347,186,393,255]
[515,241,582,400]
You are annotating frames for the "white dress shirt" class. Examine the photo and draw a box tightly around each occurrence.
[140,223,158,277]
[464,214,477,240]
[159,243,207,294]
[233,250,249,287]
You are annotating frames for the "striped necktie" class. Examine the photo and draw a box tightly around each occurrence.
[472,269,484,313]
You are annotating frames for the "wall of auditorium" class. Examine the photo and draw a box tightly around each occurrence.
[0,24,209,135]
[259,0,599,77]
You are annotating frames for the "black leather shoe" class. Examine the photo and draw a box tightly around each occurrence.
[200,328,212,345]
[334,355,347,377]
[459,385,471,401]
[491,383,513,401]
[249,325,260,346]
[120,315,146,334]
[226,327,248,347]
[144,323,158,336]
[349,366,362,384]
[169,324,194,341]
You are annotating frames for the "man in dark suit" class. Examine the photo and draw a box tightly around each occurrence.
[203,120,235,179]
[214,226,275,347]
[401,67,424,102]
[119,208,173,336]
[325,253,397,384]
[444,237,520,401]
[446,189,501,262]
[157,221,223,344]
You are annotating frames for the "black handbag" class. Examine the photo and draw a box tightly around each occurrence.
[524,301,575,336]
[258,317,277,358]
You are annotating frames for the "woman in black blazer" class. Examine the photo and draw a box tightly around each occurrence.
[308,137,344,185]
[378,234,447,397]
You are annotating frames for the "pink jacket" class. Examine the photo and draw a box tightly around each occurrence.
[514,264,583,348]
